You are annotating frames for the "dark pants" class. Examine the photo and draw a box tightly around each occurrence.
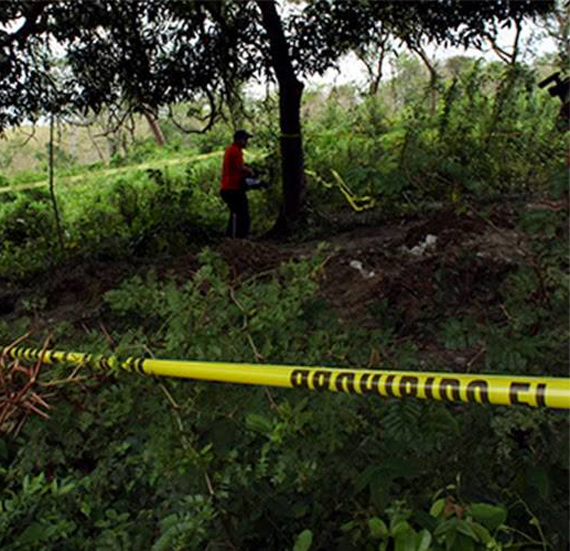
[220,189,250,238]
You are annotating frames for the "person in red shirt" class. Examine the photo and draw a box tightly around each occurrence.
[220,129,267,238]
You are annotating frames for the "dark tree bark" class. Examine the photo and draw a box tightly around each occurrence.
[484,17,523,66]
[410,45,440,114]
[255,0,306,235]
[354,23,391,97]
[141,105,166,147]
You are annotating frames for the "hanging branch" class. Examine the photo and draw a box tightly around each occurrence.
[48,114,65,255]
[166,89,221,134]
[19,124,37,146]
[93,101,135,138]
[354,21,392,96]
[484,17,524,66]
[409,43,441,114]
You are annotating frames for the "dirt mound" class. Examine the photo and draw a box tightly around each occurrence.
[404,208,487,248]
[217,238,291,278]
[4,203,536,365]
[312,208,525,339]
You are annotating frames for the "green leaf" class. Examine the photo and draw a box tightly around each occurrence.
[341,521,357,533]
[245,413,273,435]
[292,502,309,519]
[430,498,446,518]
[80,501,92,517]
[469,503,507,531]
[293,529,313,551]
[444,529,457,550]
[471,522,492,544]
[59,482,75,496]
[394,529,418,551]
[529,516,541,529]
[369,517,389,539]
[391,520,412,537]
[434,518,455,537]
[353,465,381,494]
[455,519,478,541]
[416,529,433,551]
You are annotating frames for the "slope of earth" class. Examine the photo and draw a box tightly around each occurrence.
[0,196,568,382]
[2,196,567,378]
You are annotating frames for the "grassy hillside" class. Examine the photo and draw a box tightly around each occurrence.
[0,60,568,550]
[0,117,156,177]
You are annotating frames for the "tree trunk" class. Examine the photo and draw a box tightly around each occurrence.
[255,0,306,235]
[354,28,390,97]
[277,81,305,230]
[142,105,166,147]
[412,45,439,115]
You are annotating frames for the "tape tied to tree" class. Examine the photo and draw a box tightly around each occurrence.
[3,346,569,410]
[305,169,376,212]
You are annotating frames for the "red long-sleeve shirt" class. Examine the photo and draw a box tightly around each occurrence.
[220,142,245,191]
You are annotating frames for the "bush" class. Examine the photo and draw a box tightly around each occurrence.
[2,245,566,549]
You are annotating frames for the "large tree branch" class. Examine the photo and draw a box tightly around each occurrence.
[354,30,391,95]
[484,17,523,65]
[166,90,221,135]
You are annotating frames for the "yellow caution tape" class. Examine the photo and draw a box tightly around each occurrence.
[0,150,226,195]
[305,169,376,212]
[330,169,376,212]
[3,346,569,409]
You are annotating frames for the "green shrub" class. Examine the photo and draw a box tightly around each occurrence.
[1,245,568,549]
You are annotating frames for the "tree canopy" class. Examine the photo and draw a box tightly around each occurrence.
[0,0,555,230]
[0,1,554,124]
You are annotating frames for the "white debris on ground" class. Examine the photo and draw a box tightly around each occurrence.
[349,260,376,279]
[400,234,438,257]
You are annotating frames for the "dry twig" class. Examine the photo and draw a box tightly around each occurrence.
[0,339,85,436]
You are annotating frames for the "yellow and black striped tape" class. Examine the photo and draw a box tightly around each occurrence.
[3,346,569,409]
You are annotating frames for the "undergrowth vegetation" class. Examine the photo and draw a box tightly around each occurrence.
[0,62,566,282]
[1,231,568,550]
[0,58,568,550]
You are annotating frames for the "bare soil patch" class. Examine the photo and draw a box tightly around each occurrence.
[3,201,559,372]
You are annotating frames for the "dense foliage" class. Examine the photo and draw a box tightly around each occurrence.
[0,52,568,550]
[0,0,553,126]
[2,228,568,549]
[0,0,554,231]
[0,59,565,281]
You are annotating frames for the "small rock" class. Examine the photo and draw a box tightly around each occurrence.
[349,260,375,279]
[425,234,437,247]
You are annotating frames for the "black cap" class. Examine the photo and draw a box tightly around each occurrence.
[234,129,253,141]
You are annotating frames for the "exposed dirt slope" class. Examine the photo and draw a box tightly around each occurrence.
[3,199,567,373]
